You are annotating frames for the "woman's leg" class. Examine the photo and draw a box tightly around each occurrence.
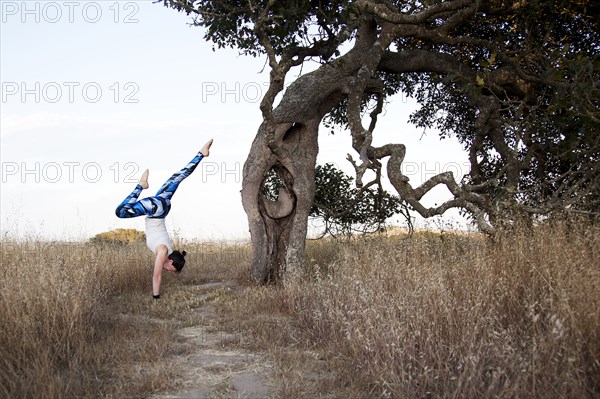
[115,170,168,218]
[116,140,212,219]
[154,152,205,202]
[115,184,154,218]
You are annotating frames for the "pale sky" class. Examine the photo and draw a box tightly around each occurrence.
[1,0,471,241]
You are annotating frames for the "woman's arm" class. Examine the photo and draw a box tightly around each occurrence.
[152,245,169,298]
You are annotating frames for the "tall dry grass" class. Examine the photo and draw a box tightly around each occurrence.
[0,236,250,398]
[0,239,157,397]
[2,221,598,398]
[219,221,600,398]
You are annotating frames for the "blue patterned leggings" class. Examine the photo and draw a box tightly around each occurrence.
[115,153,204,219]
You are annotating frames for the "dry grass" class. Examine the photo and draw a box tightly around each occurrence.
[218,221,600,398]
[1,221,599,398]
[0,237,249,398]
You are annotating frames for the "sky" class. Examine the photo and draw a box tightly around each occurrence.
[0,0,472,241]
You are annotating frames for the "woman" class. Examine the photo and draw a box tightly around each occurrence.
[115,139,213,299]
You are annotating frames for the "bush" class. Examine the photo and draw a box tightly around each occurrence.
[90,228,145,244]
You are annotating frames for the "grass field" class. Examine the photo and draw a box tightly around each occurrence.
[1,220,598,398]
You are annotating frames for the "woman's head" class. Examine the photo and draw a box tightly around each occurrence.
[168,250,186,272]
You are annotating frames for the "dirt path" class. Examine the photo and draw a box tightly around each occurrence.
[151,280,274,399]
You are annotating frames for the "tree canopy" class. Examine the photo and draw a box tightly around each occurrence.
[163,0,599,281]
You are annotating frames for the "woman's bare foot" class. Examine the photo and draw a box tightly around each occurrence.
[200,139,213,157]
[139,169,149,189]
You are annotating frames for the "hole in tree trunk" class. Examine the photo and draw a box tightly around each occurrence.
[260,163,296,220]
[261,168,283,201]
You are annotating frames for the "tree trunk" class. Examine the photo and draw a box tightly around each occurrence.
[240,21,380,283]
[241,119,321,283]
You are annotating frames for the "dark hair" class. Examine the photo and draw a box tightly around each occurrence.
[168,250,186,272]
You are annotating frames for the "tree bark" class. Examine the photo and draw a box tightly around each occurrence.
[241,119,321,283]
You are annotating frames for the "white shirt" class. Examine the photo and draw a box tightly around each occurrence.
[145,217,173,255]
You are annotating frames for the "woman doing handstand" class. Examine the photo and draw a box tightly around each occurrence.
[115,139,213,299]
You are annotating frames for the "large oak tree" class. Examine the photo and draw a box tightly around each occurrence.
[163,0,599,283]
